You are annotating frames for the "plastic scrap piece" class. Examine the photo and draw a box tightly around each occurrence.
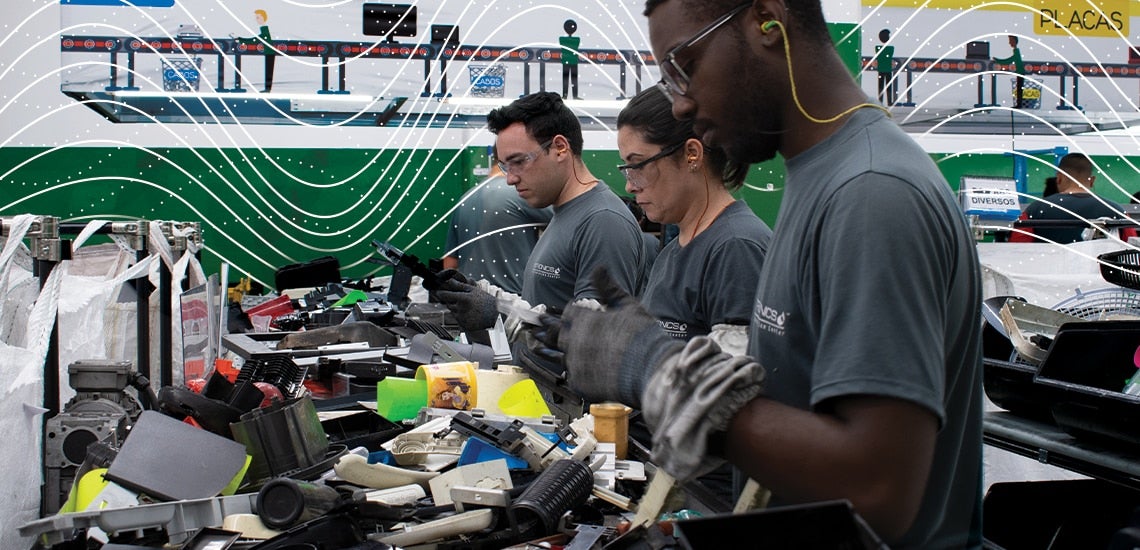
[379,509,495,547]
[332,453,438,489]
[427,459,513,506]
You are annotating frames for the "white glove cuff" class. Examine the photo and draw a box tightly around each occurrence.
[709,324,750,357]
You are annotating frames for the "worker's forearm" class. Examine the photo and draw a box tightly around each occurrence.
[723,395,936,542]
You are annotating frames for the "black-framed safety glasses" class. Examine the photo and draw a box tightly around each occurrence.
[617,140,686,187]
[656,2,752,102]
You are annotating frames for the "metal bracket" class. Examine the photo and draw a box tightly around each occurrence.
[110,220,148,251]
[156,220,202,252]
[6,215,65,262]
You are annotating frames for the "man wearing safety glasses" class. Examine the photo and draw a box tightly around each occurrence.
[535,1,983,548]
[433,92,648,336]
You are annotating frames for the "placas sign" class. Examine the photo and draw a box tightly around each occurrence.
[960,176,1021,220]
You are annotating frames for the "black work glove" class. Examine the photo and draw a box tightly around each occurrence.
[431,269,499,332]
[533,266,682,408]
[428,268,471,292]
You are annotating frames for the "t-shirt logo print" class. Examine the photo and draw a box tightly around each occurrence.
[753,299,789,337]
[532,263,561,279]
[658,320,688,338]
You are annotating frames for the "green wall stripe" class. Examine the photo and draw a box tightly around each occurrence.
[3,146,1132,287]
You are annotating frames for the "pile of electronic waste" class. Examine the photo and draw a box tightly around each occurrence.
[21,243,733,549]
[21,356,709,549]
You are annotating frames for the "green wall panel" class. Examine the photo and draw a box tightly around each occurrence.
[1,146,476,287]
[935,152,1136,205]
[0,142,788,289]
[829,22,864,81]
[4,145,1133,288]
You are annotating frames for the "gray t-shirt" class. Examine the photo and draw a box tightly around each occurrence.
[445,175,553,294]
[642,200,771,339]
[747,108,982,549]
[521,183,646,313]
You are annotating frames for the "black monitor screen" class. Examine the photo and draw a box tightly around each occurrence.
[966,41,990,60]
[363,4,417,39]
[431,24,459,46]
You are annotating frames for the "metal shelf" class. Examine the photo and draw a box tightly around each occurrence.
[984,411,1140,492]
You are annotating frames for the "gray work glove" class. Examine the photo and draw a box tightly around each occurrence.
[431,269,499,332]
[535,266,683,408]
[643,338,766,481]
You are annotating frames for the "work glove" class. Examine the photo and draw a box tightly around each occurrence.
[431,269,499,332]
[533,266,682,408]
[432,268,468,287]
[642,338,766,480]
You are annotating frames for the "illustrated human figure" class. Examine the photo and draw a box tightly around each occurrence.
[993,35,1024,108]
[237,9,275,92]
[874,29,895,106]
[559,19,581,100]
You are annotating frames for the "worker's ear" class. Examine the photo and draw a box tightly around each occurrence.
[684,139,703,167]
[551,135,570,156]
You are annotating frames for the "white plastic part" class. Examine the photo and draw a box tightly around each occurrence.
[592,485,633,511]
[333,453,439,489]
[473,365,529,415]
[733,478,772,513]
[364,484,427,506]
[428,459,512,506]
[389,431,465,471]
[632,470,677,527]
[379,509,495,547]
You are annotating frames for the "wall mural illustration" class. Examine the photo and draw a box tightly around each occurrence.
[1,0,1138,287]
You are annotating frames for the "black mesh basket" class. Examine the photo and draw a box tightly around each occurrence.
[1099,249,1140,291]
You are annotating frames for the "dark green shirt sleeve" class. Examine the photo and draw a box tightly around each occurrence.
[238,25,274,56]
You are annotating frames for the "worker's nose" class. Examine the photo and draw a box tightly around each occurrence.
[671,94,696,121]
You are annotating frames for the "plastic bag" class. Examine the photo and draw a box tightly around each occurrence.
[0,218,156,547]
[0,215,63,550]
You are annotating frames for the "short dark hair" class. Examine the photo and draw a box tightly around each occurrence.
[486,92,584,155]
[1058,152,1093,180]
[617,88,748,191]
[645,0,831,44]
